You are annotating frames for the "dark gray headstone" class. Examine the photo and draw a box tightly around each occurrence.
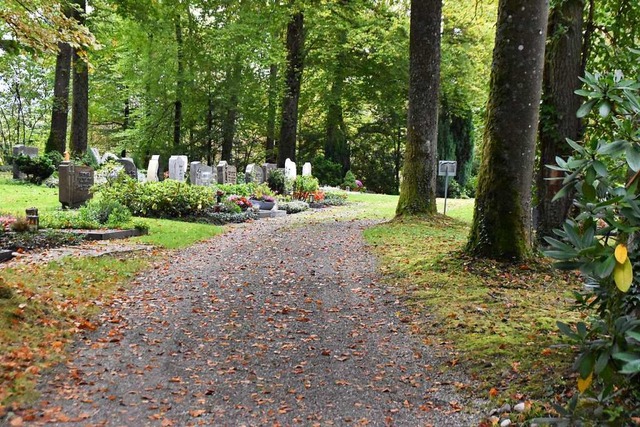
[190,161,202,185]
[116,158,138,180]
[217,161,236,184]
[58,162,94,208]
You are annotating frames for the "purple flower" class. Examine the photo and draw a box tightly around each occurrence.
[355,180,363,187]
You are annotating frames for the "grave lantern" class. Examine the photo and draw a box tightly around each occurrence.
[26,207,39,229]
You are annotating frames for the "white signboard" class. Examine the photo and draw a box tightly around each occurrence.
[438,161,457,177]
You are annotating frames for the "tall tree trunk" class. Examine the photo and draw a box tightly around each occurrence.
[277,11,304,167]
[395,0,442,216]
[325,29,350,174]
[173,15,184,148]
[45,42,72,154]
[70,0,88,155]
[536,0,585,244]
[221,55,242,162]
[207,94,214,165]
[466,0,549,260]
[265,63,278,163]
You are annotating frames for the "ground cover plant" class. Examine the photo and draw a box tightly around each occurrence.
[352,194,579,423]
[0,254,151,409]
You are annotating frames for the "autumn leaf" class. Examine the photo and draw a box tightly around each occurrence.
[189,409,205,417]
[613,257,633,292]
[578,371,593,393]
[615,244,628,264]
[489,387,499,398]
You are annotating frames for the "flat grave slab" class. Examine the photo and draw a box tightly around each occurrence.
[258,210,287,219]
[83,229,148,241]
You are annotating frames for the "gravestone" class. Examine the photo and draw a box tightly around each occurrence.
[147,155,160,182]
[168,155,188,181]
[263,163,277,181]
[284,158,297,180]
[58,162,94,208]
[217,161,237,184]
[12,145,39,180]
[199,165,214,186]
[116,157,138,180]
[302,162,312,176]
[89,147,101,165]
[190,162,214,186]
[190,161,202,184]
[245,163,265,184]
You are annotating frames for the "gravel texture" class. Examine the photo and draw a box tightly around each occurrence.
[19,210,485,426]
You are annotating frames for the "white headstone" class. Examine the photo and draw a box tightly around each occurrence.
[147,155,160,182]
[168,155,188,181]
[284,158,297,180]
[302,162,312,177]
[101,152,119,163]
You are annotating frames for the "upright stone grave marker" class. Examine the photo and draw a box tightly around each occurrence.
[12,145,39,180]
[190,161,202,184]
[116,158,138,180]
[59,162,94,208]
[217,161,237,184]
[263,163,277,182]
[245,163,265,184]
[168,155,188,181]
[199,165,214,186]
[302,162,312,176]
[147,155,160,182]
[284,158,297,180]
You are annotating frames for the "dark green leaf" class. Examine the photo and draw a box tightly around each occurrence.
[577,99,596,118]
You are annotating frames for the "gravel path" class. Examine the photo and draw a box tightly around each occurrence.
[21,210,484,426]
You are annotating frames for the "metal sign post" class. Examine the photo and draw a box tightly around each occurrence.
[438,161,457,215]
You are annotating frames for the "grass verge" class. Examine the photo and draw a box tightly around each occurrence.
[364,213,580,417]
[0,253,153,411]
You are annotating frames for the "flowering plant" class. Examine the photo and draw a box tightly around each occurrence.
[0,215,17,232]
[254,194,275,203]
[227,195,253,210]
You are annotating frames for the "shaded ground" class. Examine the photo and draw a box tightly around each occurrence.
[15,210,485,426]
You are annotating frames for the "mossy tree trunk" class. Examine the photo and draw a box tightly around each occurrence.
[45,40,72,155]
[221,54,242,162]
[466,0,549,261]
[395,0,442,217]
[265,63,278,164]
[325,28,350,175]
[70,0,88,156]
[277,11,304,167]
[536,0,585,244]
[173,14,184,148]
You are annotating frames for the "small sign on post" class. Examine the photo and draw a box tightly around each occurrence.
[438,161,457,215]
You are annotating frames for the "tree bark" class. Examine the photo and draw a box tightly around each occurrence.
[221,55,242,162]
[45,42,72,154]
[207,94,214,166]
[536,0,585,244]
[395,0,442,216]
[466,0,549,260]
[277,11,304,167]
[70,0,88,155]
[173,15,184,148]
[265,63,278,164]
[325,29,350,175]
